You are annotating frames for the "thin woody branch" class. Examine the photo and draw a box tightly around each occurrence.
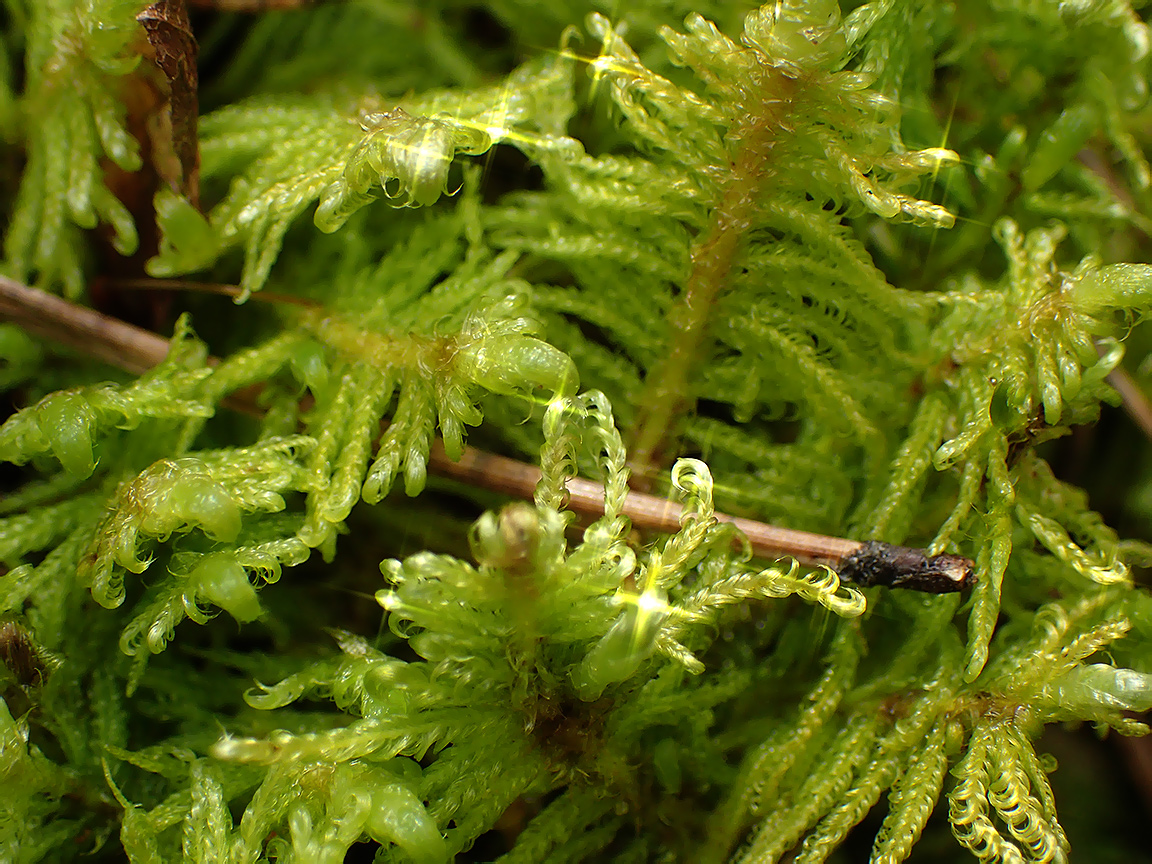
[104,278,320,308]
[0,277,168,375]
[186,0,325,9]
[440,440,972,591]
[0,276,973,591]
[1105,361,1152,441]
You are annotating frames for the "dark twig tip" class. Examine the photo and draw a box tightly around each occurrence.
[838,541,975,593]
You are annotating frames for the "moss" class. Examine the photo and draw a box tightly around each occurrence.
[2,1,1152,862]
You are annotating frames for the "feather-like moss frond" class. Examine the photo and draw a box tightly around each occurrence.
[154,52,579,297]
[2,0,146,297]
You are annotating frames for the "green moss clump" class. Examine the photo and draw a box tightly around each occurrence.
[3,2,1152,862]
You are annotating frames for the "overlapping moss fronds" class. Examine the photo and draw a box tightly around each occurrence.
[3,1,1152,863]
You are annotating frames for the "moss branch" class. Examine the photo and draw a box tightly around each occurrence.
[626,66,811,483]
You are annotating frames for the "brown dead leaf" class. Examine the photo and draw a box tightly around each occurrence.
[136,0,199,207]
[94,1,198,328]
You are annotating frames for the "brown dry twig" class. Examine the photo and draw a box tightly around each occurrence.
[186,0,326,10]
[1105,362,1152,441]
[0,276,973,591]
